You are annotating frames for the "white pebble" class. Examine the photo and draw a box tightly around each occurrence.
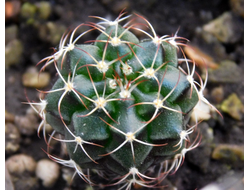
[6,154,37,175]
[36,159,60,188]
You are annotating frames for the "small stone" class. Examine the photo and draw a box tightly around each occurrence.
[230,0,244,17]
[14,108,39,136]
[200,172,244,190]
[191,100,211,122]
[5,110,15,122]
[221,93,244,120]
[5,39,23,68]
[35,1,52,20]
[207,60,242,83]
[211,86,224,104]
[5,25,18,44]
[36,159,60,188]
[184,44,219,69]
[6,154,39,190]
[5,1,21,20]
[5,122,21,154]
[22,67,50,88]
[203,12,242,43]
[20,2,37,19]
[212,144,244,164]
[6,154,37,175]
[38,21,67,45]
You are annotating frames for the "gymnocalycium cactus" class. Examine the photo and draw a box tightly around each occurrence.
[28,11,220,189]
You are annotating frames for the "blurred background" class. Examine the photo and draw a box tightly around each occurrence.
[5,0,244,190]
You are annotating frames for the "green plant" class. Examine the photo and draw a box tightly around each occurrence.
[27,11,218,189]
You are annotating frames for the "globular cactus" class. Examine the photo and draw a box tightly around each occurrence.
[27,11,220,189]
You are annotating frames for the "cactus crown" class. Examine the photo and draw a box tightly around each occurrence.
[27,11,219,189]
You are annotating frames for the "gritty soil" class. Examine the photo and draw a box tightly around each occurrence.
[5,0,244,190]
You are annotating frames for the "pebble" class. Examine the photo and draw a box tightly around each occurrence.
[37,21,67,45]
[5,110,15,123]
[35,1,52,20]
[5,122,21,154]
[5,25,18,44]
[22,66,50,88]
[202,12,242,43]
[191,100,211,122]
[211,86,224,104]
[5,39,23,68]
[230,0,244,17]
[212,144,244,164]
[200,172,243,190]
[6,154,37,174]
[5,1,21,20]
[20,2,37,20]
[6,154,39,190]
[207,60,242,83]
[184,44,219,69]
[36,159,60,188]
[221,93,244,120]
[14,107,39,136]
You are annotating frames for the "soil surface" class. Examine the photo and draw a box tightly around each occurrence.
[5,0,244,190]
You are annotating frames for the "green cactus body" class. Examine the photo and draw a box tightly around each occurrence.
[29,12,214,189]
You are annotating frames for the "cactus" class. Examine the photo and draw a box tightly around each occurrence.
[27,11,220,189]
